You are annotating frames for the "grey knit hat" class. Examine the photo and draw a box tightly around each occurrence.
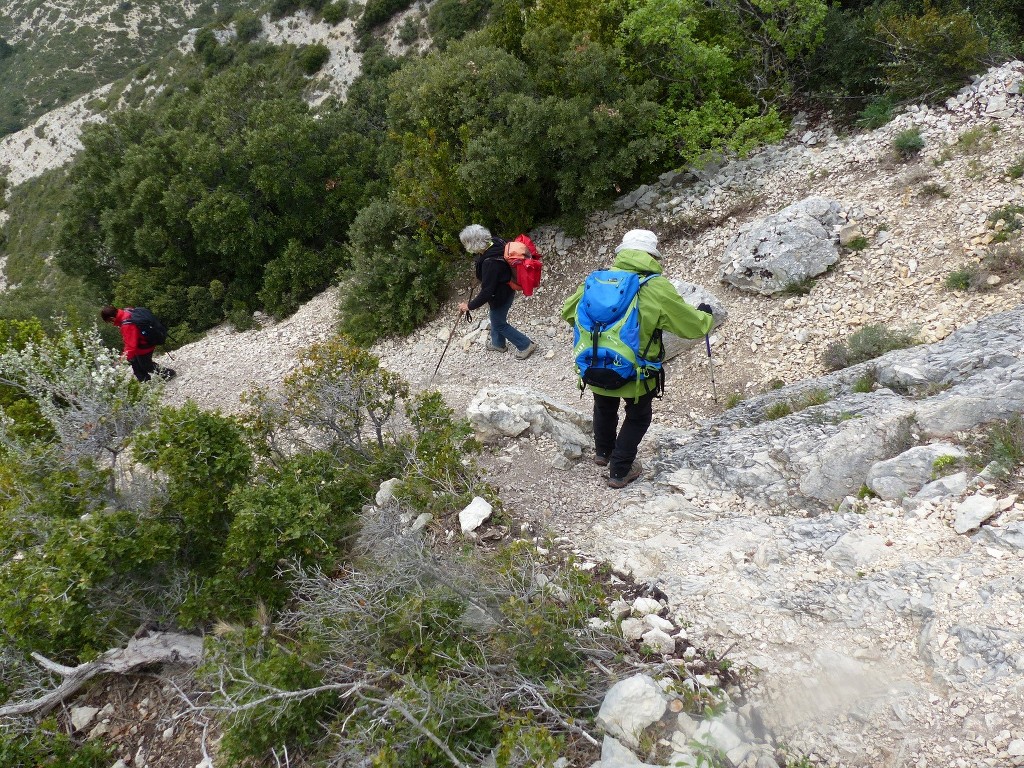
[614,229,661,259]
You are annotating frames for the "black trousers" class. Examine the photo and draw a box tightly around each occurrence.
[592,389,656,478]
[130,352,175,382]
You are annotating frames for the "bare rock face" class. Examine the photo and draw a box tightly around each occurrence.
[657,306,1024,510]
[466,386,592,460]
[718,197,845,294]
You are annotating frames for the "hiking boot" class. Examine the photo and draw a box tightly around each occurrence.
[607,461,642,489]
[158,367,177,381]
[485,341,507,352]
[514,342,538,360]
[594,453,610,467]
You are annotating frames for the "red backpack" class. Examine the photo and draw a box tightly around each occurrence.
[502,234,543,296]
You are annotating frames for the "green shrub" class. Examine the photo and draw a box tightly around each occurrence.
[0,721,112,767]
[270,0,303,19]
[846,235,870,251]
[204,540,618,767]
[944,265,985,292]
[802,6,886,119]
[823,323,918,371]
[258,240,341,318]
[983,242,1024,282]
[234,12,263,43]
[782,276,816,295]
[919,181,949,199]
[987,203,1024,232]
[971,415,1024,475]
[852,368,877,393]
[197,452,368,619]
[876,5,989,102]
[214,629,339,765]
[893,128,925,159]
[765,402,793,420]
[724,391,744,409]
[397,16,420,45]
[857,484,878,500]
[58,64,362,333]
[1008,155,1024,180]
[396,391,487,516]
[426,0,490,48]
[296,43,331,74]
[849,323,917,361]
[822,341,850,371]
[932,454,959,476]
[133,403,253,575]
[857,95,897,129]
[0,327,174,658]
[340,199,454,345]
[321,0,349,24]
[800,388,831,407]
[357,0,417,35]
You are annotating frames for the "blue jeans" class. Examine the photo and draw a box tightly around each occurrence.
[489,293,533,351]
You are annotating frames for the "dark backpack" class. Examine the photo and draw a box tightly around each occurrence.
[126,307,169,346]
[572,270,663,392]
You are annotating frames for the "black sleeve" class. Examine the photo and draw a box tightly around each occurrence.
[468,261,500,310]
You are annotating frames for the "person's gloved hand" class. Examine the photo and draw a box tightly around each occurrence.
[696,302,714,316]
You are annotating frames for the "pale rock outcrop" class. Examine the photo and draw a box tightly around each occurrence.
[595,674,667,749]
[718,197,845,295]
[865,442,965,500]
[467,386,592,460]
[657,306,1024,510]
[459,496,493,533]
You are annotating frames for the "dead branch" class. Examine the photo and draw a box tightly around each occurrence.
[0,632,204,718]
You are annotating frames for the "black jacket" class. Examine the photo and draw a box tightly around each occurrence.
[468,238,514,310]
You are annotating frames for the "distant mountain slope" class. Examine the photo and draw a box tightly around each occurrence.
[0,0,262,136]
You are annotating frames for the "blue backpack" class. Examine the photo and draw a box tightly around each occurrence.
[572,270,663,394]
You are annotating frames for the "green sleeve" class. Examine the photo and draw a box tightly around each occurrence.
[561,284,584,324]
[649,277,714,339]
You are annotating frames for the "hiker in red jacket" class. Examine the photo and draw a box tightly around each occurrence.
[100,305,176,382]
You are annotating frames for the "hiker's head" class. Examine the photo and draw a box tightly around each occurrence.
[460,224,491,254]
[100,305,118,324]
[615,229,661,260]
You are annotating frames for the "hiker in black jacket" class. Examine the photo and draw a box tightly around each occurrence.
[458,224,538,360]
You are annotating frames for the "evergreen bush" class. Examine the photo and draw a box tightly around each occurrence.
[893,128,925,158]
[296,42,331,74]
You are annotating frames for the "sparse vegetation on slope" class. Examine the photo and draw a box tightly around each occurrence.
[0,0,265,137]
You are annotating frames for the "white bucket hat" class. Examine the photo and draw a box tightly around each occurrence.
[614,229,661,259]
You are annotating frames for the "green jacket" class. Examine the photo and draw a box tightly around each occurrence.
[561,249,713,399]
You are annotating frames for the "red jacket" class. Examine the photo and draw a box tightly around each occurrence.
[112,308,155,360]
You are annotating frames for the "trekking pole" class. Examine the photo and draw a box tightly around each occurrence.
[704,333,718,403]
[430,308,471,383]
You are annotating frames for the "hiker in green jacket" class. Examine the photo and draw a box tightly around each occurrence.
[561,229,713,488]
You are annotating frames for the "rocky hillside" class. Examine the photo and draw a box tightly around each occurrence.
[0,0,264,135]
[153,61,1024,768]
[1,7,1022,765]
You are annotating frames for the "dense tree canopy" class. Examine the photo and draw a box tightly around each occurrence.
[56,62,371,335]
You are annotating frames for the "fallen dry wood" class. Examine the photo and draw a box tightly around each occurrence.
[0,631,204,718]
